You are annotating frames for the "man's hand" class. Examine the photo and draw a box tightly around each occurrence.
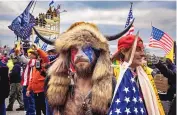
[26,90,30,97]
[15,49,20,56]
[31,44,38,50]
[147,54,159,64]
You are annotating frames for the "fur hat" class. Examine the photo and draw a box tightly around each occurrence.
[47,22,113,113]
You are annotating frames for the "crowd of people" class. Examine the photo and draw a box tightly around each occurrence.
[0,22,176,115]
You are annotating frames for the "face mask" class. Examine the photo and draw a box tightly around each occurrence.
[71,46,95,64]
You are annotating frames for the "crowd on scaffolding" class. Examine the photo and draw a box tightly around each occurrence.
[0,22,176,115]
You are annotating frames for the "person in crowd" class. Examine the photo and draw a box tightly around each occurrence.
[44,54,59,115]
[7,54,14,73]
[34,22,121,115]
[0,57,10,115]
[153,59,176,115]
[0,53,2,60]
[166,58,176,73]
[46,46,57,56]
[26,45,49,115]
[6,57,24,111]
[111,34,165,115]
[16,47,37,115]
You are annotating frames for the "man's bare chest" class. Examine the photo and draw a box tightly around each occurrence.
[63,87,92,115]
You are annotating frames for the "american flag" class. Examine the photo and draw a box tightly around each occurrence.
[34,36,40,44]
[8,1,36,40]
[41,43,48,51]
[124,3,134,36]
[48,55,58,62]
[149,26,173,54]
[49,0,54,6]
[108,69,147,115]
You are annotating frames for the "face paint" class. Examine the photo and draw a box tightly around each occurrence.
[70,46,95,64]
[71,47,78,63]
[82,46,94,63]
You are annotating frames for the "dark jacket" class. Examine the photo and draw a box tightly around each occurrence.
[167,63,176,73]
[0,66,10,104]
[168,96,176,115]
[155,61,176,101]
[9,62,21,83]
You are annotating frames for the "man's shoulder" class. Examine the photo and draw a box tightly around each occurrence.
[0,67,9,75]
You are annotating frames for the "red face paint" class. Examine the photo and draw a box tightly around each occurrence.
[71,48,78,63]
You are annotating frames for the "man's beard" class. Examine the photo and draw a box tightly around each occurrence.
[73,59,96,78]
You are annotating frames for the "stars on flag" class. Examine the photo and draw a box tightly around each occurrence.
[115,98,121,105]
[108,69,147,115]
[131,77,135,83]
[123,87,130,93]
[115,108,121,114]
[139,97,143,103]
[125,107,131,115]
[132,97,138,104]
[141,108,145,114]
[124,97,130,103]
[134,107,138,114]
[132,87,136,93]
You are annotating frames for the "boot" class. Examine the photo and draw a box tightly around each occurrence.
[6,107,13,111]
[16,106,25,111]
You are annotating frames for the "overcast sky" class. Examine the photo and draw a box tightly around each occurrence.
[0,0,176,56]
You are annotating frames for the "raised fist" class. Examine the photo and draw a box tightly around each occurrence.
[147,54,159,64]
[31,44,38,50]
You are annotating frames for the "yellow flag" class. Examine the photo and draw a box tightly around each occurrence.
[113,60,120,80]
[165,41,174,62]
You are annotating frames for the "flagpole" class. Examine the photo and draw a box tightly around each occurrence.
[130,2,133,6]
[32,29,34,43]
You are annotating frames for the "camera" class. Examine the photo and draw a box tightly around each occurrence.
[36,60,41,69]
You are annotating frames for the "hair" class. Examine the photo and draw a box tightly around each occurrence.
[115,48,130,62]
[29,51,38,59]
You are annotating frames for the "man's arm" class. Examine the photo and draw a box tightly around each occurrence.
[37,48,49,63]
[17,54,30,64]
[155,61,176,84]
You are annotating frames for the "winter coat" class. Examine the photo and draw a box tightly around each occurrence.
[155,61,176,101]
[9,62,21,83]
[27,49,49,93]
[0,66,10,104]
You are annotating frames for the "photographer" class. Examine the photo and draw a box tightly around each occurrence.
[26,45,49,115]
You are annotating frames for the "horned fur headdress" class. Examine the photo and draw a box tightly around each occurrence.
[33,21,134,113]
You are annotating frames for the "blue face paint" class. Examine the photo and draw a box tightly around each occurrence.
[82,46,94,63]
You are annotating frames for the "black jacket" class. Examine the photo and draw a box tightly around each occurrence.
[155,61,176,101]
[9,62,21,83]
[0,67,10,104]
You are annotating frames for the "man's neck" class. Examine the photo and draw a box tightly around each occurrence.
[75,76,92,94]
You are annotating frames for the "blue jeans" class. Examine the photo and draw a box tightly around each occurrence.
[0,100,6,115]
[22,86,36,115]
[45,98,53,115]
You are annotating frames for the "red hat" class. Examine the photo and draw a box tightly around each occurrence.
[112,35,144,60]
